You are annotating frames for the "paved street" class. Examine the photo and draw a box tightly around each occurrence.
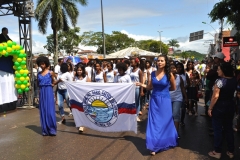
[0,99,239,160]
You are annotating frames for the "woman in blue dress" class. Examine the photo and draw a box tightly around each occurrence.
[36,56,57,136]
[136,55,178,155]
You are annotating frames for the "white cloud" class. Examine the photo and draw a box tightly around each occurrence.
[120,30,217,54]
[77,6,162,32]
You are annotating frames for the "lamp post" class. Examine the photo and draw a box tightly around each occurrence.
[157,31,163,54]
[202,21,222,52]
[101,0,106,58]
[202,22,218,33]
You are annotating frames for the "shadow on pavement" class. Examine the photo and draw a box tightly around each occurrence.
[25,125,42,135]
[123,135,149,156]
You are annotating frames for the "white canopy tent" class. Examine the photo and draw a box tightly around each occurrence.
[106,47,159,58]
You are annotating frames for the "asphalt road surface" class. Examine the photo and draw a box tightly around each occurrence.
[0,99,239,160]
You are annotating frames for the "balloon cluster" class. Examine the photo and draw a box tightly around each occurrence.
[0,40,30,94]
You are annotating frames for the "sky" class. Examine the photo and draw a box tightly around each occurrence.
[0,0,227,54]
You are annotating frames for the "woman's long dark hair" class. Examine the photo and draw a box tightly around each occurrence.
[75,65,86,78]
[220,62,234,77]
[157,55,171,81]
[176,62,185,75]
[186,61,194,72]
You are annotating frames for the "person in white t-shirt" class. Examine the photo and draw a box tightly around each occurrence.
[55,63,73,124]
[124,59,131,75]
[85,61,93,80]
[114,62,132,83]
[93,61,106,83]
[106,62,116,83]
[54,58,63,76]
[74,65,90,82]
[54,58,63,104]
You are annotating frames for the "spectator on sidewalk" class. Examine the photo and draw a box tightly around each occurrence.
[208,62,236,159]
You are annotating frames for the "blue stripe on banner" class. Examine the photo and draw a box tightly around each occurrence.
[69,99,83,107]
[117,103,136,109]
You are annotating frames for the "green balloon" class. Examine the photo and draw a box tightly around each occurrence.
[17,66,22,70]
[21,61,26,65]
[7,42,12,47]
[16,50,20,55]
[19,54,24,58]
[18,89,23,94]
[23,73,27,77]
[22,54,27,57]
[23,80,28,84]
[3,46,6,50]
[0,46,3,51]
[12,41,17,45]
[16,73,21,78]
[11,50,16,54]
[4,53,8,57]
[20,46,23,49]
[14,62,20,66]
[17,80,22,85]
[24,87,29,92]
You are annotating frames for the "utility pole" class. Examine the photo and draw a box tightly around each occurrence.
[157,31,163,54]
[100,0,106,58]
[218,18,224,52]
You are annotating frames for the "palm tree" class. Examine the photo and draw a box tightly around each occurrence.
[35,0,88,65]
[168,39,180,52]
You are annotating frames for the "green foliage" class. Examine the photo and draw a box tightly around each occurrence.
[35,0,88,65]
[136,39,168,54]
[167,39,180,50]
[44,27,82,54]
[81,31,135,54]
[209,0,240,42]
[172,50,206,61]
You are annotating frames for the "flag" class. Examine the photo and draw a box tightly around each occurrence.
[65,82,137,133]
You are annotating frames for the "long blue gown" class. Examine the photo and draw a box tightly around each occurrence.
[146,72,178,152]
[38,71,57,136]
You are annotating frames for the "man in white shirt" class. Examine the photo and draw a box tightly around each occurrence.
[54,58,63,104]
[54,58,63,76]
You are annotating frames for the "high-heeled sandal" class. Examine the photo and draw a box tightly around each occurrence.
[226,151,234,158]
[208,151,221,159]
[150,151,155,156]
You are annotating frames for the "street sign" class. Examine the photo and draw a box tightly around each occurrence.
[223,37,239,47]
[189,30,204,42]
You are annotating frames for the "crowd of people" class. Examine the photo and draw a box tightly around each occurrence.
[34,53,239,158]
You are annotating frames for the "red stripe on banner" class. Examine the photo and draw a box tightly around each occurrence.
[118,108,136,114]
[71,104,84,112]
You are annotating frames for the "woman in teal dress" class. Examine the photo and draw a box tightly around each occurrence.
[137,55,178,155]
[36,56,57,136]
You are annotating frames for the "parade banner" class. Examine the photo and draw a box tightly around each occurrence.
[65,82,137,133]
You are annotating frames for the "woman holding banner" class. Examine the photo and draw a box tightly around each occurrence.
[136,55,178,155]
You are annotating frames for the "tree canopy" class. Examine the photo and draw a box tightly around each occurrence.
[209,0,240,42]
[35,0,88,65]
[167,39,180,51]
[44,27,82,54]
[81,31,135,54]
[136,39,169,54]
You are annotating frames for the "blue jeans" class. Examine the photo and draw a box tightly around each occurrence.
[57,89,70,117]
[135,88,140,115]
[212,100,235,153]
[172,101,182,122]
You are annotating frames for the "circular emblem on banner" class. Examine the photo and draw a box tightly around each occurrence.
[82,89,118,127]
